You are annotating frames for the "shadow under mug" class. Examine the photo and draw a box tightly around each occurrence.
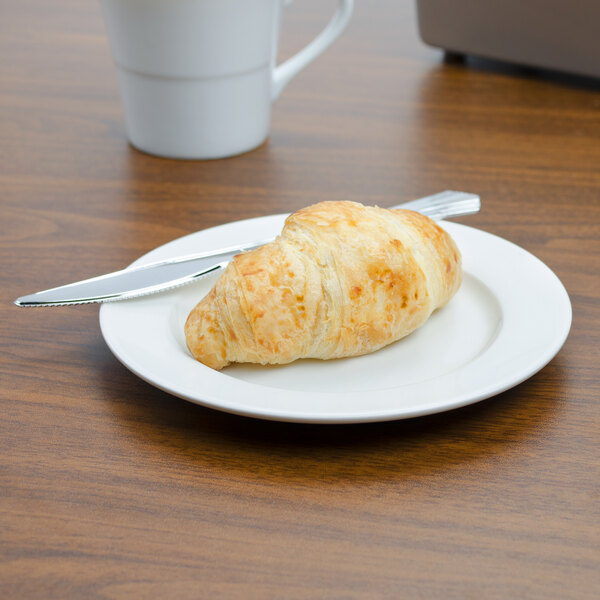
[100,0,354,160]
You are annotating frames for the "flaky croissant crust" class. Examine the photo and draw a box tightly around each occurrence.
[185,201,462,370]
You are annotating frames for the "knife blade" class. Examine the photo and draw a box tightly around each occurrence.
[14,240,265,307]
[14,190,480,307]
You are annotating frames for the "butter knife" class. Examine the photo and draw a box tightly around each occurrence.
[14,191,480,307]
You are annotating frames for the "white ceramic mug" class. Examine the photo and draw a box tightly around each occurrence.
[100,0,354,159]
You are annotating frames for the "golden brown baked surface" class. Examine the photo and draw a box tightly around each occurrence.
[185,201,462,370]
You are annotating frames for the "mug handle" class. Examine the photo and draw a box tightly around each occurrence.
[272,0,354,101]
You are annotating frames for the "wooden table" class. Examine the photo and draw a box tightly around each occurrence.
[2,1,599,597]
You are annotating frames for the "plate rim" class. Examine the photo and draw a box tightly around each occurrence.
[99,216,572,424]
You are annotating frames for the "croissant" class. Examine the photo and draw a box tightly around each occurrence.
[185,201,462,370]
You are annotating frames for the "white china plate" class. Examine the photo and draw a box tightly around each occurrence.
[99,215,571,424]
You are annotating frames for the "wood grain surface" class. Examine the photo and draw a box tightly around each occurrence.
[1,1,599,598]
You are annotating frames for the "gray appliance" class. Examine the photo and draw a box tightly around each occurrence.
[416,0,600,79]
